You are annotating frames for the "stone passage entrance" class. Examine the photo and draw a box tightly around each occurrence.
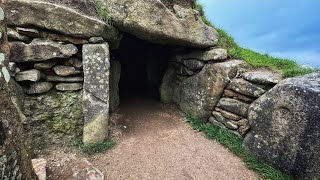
[113,34,170,103]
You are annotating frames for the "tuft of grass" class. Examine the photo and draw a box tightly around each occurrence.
[71,138,116,155]
[215,28,239,50]
[185,114,293,180]
[95,1,113,25]
[195,2,213,27]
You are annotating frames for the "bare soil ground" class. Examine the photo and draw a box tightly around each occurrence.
[39,96,261,180]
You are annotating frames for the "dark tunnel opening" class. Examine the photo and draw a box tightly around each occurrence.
[115,34,171,101]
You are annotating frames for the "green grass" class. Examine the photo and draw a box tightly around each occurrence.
[71,138,116,155]
[195,0,319,77]
[95,1,113,25]
[185,114,293,180]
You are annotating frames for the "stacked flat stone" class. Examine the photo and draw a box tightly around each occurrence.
[7,26,105,95]
[208,69,282,137]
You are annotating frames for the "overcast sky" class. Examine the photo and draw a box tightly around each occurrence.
[198,0,320,67]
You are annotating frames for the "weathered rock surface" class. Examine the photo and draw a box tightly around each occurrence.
[208,116,226,129]
[211,111,227,124]
[15,69,42,82]
[56,83,83,91]
[160,64,176,103]
[100,0,218,48]
[244,73,320,179]
[89,37,105,44]
[217,98,249,117]
[63,58,83,69]
[215,107,242,121]
[243,69,282,84]
[4,0,120,42]
[109,60,121,112]
[53,65,81,77]
[10,39,78,62]
[182,48,228,61]
[227,79,266,98]
[225,121,238,130]
[182,59,205,71]
[31,159,47,180]
[7,27,31,42]
[34,60,57,70]
[223,89,255,103]
[47,75,83,82]
[27,82,53,95]
[237,119,250,136]
[23,91,83,150]
[82,43,110,145]
[178,60,243,119]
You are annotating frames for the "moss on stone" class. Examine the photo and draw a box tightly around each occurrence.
[23,90,84,148]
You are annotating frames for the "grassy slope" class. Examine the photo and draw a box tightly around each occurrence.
[196,2,319,78]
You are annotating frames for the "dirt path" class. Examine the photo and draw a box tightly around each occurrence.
[42,97,260,180]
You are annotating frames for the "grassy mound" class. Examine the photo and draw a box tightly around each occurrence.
[196,1,319,77]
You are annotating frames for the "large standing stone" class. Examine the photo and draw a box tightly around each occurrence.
[4,0,119,42]
[178,60,243,119]
[82,43,110,145]
[244,73,320,179]
[109,60,121,112]
[100,0,218,48]
[0,6,36,178]
[160,64,177,103]
[9,39,77,62]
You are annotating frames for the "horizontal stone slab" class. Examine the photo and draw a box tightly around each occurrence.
[56,83,83,91]
[27,82,53,95]
[217,98,250,117]
[9,39,77,62]
[47,75,84,82]
[243,70,282,84]
[4,0,119,41]
[227,79,266,98]
[182,48,228,61]
[15,69,43,82]
[53,65,81,77]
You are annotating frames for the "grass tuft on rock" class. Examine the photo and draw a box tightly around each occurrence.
[185,114,293,180]
[195,0,319,77]
[72,138,116,155]
[95,1,113,25]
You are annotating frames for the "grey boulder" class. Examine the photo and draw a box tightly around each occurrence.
[244,73,320,180]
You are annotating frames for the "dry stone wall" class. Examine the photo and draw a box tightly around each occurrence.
[161,48,282,137]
